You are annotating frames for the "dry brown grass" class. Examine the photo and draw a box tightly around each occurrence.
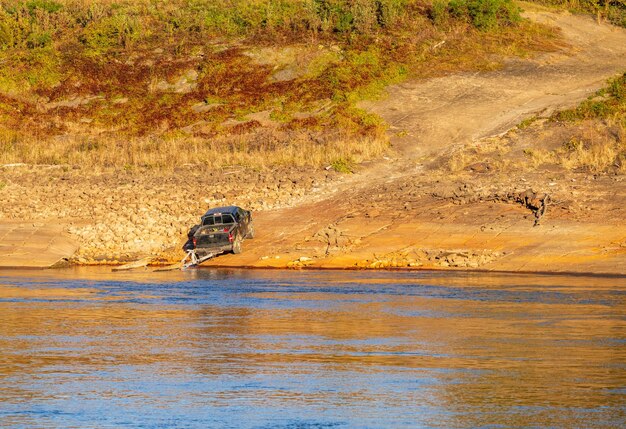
[0,130,389,171]
[523,120,626,173]
[445,137,513,172]
[443,119,626,176]
[558,121,626,173]
[409,19,564,79]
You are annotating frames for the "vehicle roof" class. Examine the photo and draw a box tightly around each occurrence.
[202,205,241,217]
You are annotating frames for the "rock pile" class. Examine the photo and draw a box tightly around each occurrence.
[287,256,315,269]
[431,182,551,225]
[356,248,504,269]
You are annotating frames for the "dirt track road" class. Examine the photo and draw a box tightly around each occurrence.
[363,5,626,157]
[205,5,626,274]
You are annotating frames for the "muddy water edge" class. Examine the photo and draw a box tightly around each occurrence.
[1,268,624,428]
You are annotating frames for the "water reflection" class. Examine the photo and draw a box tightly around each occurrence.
[1,268,625,428]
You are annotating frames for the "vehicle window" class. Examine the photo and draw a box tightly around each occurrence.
[203,214,235,226]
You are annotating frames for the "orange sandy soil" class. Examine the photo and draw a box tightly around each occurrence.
[204,166,626,275]
[202,7,626,275]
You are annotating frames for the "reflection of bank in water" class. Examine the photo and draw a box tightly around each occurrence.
[1,270,624,428]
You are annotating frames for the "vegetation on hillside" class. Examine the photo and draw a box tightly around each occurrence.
[554,73,626,123]
[549,72,626,173]
[442,73,626,175]
[531,0,626,27]
[514,73,626,174]
[0,0,560,169]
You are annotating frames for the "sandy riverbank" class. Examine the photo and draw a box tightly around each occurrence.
[1,154,625,274]
[1,7,625,274]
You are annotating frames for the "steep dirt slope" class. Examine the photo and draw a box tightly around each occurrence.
[204,6,626,274]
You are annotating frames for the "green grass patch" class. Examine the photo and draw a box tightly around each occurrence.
[525,73,626,174]
[449,0,522,30]
[331,157,354,173]
[529,0,626,28]
[518,115,539,129]
[80,14,143,56]
[0,46,61,93]
[554,73,626,123]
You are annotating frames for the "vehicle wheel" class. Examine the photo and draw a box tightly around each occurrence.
[232,235,242,254]
[247,223,255,239]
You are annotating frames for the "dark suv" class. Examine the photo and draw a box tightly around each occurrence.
[183,206,254,257]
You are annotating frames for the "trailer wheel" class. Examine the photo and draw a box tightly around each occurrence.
[232,235,242,254]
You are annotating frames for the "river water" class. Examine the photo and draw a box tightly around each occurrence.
[0,268,624,428]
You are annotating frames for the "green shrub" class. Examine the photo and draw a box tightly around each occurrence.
[80,14,141,55]
[26,0,62,15]
[530,0,626,28]
[0,20,14,49]
[431,0,450,27]
[331,157,354,173]
[517,115,538,129]
[176,0,412,37]
[0,1,63,50]
[313,0,408,33]
[554,73,626,122]
[449,0,521,30]
[23,46,61,88]
[0,6,30,50]
[0,45,60,92]
[26,30,51,48]
[609,72,626,101]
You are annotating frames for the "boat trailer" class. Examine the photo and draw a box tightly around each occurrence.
[180,249,222,270]
[112,250,223,272]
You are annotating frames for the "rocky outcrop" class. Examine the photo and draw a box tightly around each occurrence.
[355,249,505,269]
